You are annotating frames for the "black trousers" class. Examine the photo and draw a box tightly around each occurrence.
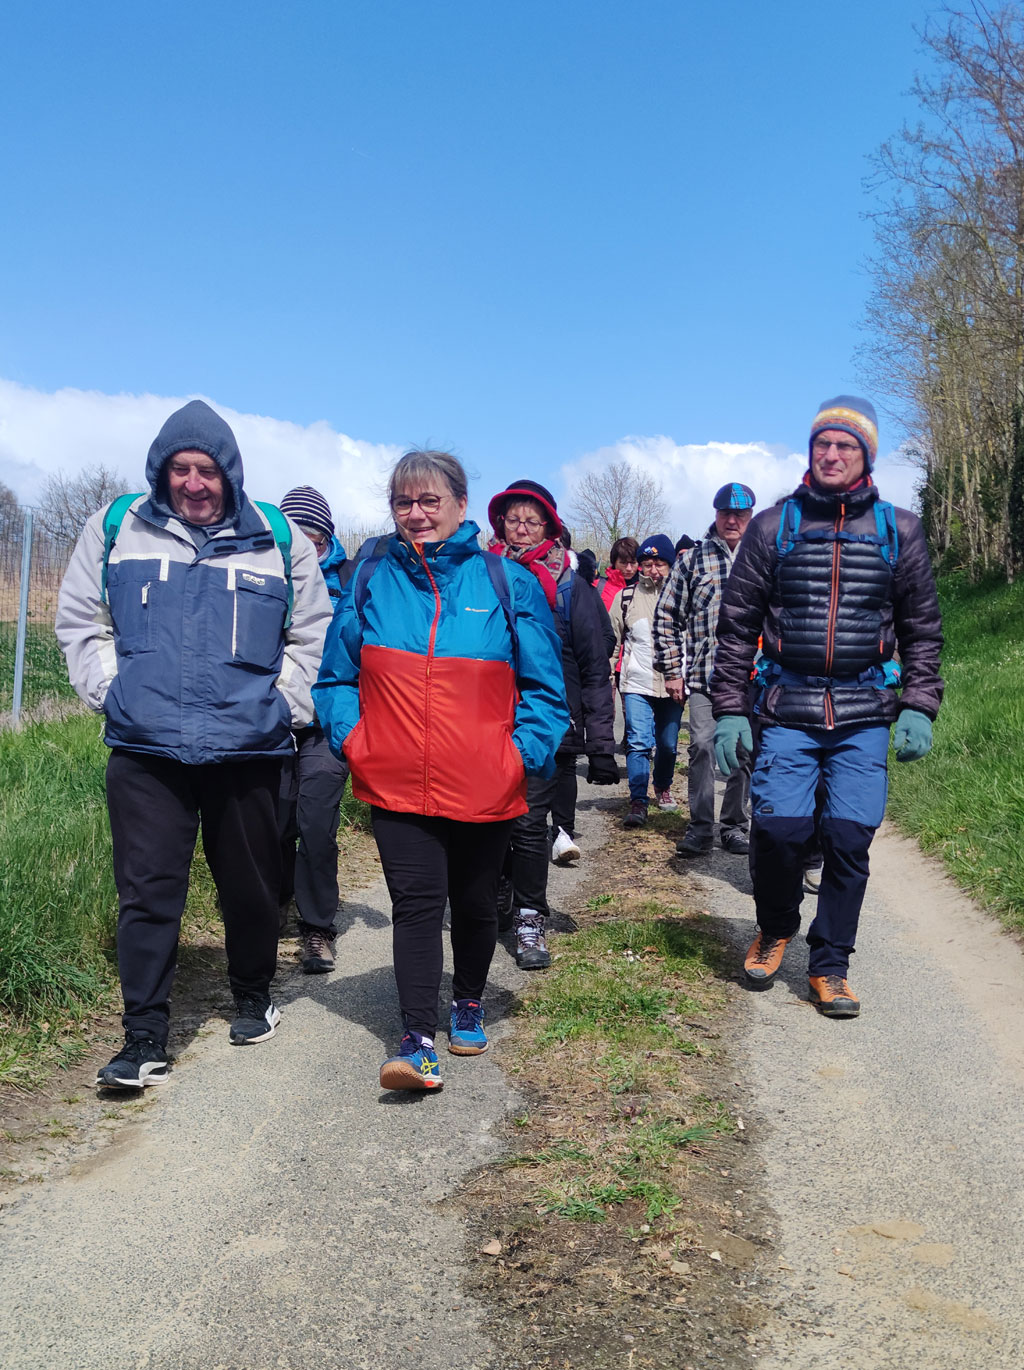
[371,808,513,1038]
[506,770,559,918]
[550,752,578,837]
[106,749,282,1044]
[278,727,349,932]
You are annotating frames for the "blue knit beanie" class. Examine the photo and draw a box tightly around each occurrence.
[638,534,675,565]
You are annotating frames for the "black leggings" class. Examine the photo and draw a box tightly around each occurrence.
[371,808,514,1038]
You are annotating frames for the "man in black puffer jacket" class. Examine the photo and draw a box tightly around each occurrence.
[710,396,943,1018]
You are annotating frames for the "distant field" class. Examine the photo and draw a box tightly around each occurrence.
[886,572,1024,932]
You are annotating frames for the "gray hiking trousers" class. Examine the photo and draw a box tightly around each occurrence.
[686,690,751,842]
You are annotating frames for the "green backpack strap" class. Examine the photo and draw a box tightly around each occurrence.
[255,501,294,628]
[100,493,145,605]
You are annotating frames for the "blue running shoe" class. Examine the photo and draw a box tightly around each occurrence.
[379,1033,444,1091]
[449,999,488,1055]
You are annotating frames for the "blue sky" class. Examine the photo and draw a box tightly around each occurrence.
[0,1,937,532]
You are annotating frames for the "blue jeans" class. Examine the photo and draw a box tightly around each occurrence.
[750,723,890,975]
[622,693,683,806]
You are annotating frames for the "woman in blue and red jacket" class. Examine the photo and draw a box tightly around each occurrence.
[314,450,568,1092]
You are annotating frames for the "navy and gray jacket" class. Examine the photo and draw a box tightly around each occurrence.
[56,401,332,764]
[711,479,944,731]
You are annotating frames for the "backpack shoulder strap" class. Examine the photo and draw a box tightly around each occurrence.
[555,574,573,626]
[619,580,638,625]
[100,493,145,605]
[775,498,801,559]
[255,501,294,627]
[352,544,389,628]
[483,553,519,672]
[873,500,899,568]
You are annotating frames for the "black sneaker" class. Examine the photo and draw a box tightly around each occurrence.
[676,831,713,857]
[299,924,335,974]
[96,1033,169,1089]
[516,910,551,970]
[720,830,750,855]
[230,995,281,1045]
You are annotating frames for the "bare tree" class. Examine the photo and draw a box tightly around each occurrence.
[568,461,669,552]
[0,480,20,540]
[860,3,1024,579]
[37,464,133,548]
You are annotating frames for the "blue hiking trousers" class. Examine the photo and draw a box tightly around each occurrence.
[749,723,890,976]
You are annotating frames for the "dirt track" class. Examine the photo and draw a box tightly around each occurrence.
[1,786,1023,1368]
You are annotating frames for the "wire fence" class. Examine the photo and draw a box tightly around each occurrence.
[0,508,398,728]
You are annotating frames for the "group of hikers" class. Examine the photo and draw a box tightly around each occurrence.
[54,392,943,1094]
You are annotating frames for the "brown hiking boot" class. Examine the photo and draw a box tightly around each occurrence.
[808,974,860,1017]
[300,925,335,974]
[743,931,791,987]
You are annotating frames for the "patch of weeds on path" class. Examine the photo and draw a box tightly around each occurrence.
[457,875,768,1369]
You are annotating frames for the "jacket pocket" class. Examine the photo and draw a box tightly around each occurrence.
[107,561,161,655]
[230,572,288,671]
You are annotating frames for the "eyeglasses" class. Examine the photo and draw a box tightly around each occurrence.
[503,515,546,531]
[812,439,862,457]
[392,493,445,515]
[297,524,329,549]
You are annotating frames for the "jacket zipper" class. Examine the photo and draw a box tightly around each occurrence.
[416,545,443,811]
[824,500,845,675]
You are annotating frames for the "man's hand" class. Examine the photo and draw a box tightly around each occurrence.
[892,709,932,762]
[664,677,686,704]
[714,715,753,777]
[587,754,620,785]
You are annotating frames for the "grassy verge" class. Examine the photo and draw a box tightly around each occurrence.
[509,900,735,1226]
[0,715,120,1086]
[886,572,1024,932]
[458,847,765,1368]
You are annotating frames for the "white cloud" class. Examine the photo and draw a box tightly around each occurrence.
[0,381,925,549]
[0,380,402,533]
[559,435,922,538]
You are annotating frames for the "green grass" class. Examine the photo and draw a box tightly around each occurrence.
[502,894,735,1232]
[0,623,75,716]
[0,714,120,1085]
[523,911,724,1049]
[886,572,1024,930]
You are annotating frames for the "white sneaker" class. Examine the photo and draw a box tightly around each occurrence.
[803,862,824,893]
[551,827,581,865]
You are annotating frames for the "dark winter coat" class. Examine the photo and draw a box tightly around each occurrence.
[711,480,944,730]
[554,567,616,758]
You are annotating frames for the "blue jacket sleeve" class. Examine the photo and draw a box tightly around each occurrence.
[312,579,363,760]
[506,563,571,779]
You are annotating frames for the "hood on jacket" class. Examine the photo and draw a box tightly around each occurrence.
[146,400,245,524]
[320,534,348,572]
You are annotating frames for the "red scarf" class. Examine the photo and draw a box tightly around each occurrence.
[488,536,568,608]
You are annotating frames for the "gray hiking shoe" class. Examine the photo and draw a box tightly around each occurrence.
[515,910,551,970]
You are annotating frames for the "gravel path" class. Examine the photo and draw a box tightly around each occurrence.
[0,808,598,1370]
[687,819,1024,1368]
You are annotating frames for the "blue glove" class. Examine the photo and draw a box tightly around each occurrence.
[714,715,753,776]
[893,708,932,762]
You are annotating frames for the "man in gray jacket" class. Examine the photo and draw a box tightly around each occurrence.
[654,483,756,856]
[57,401,332,1088]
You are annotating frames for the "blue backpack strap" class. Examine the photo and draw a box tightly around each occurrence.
[775,498,801,559]
[483,553,519,672]
[352,546,388,630]
[255,501,294,628]
[100,493,145,605]
[873,500,899,568]
[555,575,573,643]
